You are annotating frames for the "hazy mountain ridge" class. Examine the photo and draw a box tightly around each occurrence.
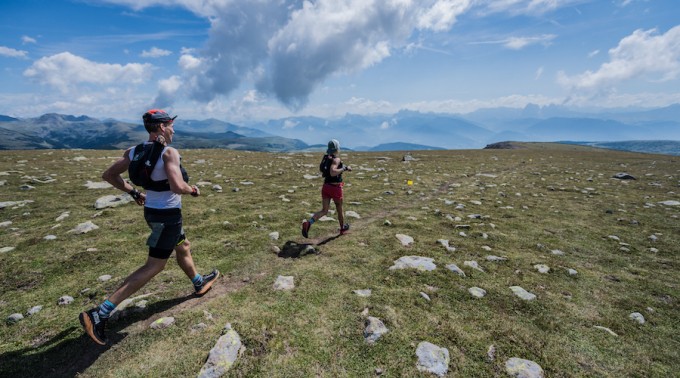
[0,103,679,152]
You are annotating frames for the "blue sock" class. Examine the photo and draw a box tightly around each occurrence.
[308,218,315,225]
[98,300,116,319]
[192,273,203,287]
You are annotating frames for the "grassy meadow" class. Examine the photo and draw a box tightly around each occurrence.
[0,143,678,377]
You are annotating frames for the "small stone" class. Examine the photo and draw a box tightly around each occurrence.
[150,316,175,329]
[505,357,544,378]
[567,268,578,276]
[464,260,484,272]
[364,316,389,344]
[57,295,74,305]
[534,264,550,274]
[445,264,466,277]
[27,305,43,316]
[629,312,645,325]
[44,235,57,240]
[395,234,414,247]
[415,341,449,377]
[7,313,24,324]
[268,232,279,240]
[98,275,112,282]
[468,287,487,298]
[594,325,618,336]
[420,292,431,301]
[0,246,15,253]
[510,286,536,301]
[353,289,372,297]
[273,275,295,291]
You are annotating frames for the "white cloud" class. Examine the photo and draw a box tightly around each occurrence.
[503,34,556,49]
[153,75,182,108]
[535,66,544,80]
[417,0,472,31]
[558,25,680,91]
[476,0,575,15]
[380,121,390,129]
[588,49,599,58]
[22,36,37,44]
[0,46,28,58]
[283,119,298,129]
[178,54,202,70]
[141,47,172,58]
[23,52,154,92]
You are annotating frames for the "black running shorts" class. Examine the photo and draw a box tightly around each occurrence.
[144,207,186,259]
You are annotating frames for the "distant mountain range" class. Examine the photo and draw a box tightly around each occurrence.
[0,103,679,153]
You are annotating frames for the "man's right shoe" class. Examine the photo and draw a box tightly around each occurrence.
[79,308,108,345]
[302,220,311,238]
[340,223,350,235]
[195,269,220,296]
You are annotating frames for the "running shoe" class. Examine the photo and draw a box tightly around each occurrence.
[302,220,311,238]
[195,269,220,296]
[340,223,350,235]
[79,307,108,345]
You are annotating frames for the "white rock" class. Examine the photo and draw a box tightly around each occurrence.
[420,292,431,301]
[98,275,112,282]
[268,232,279,240]
[464,260,484,272]
[7,313,24,324]
[0,221,12,227]
[55,211,70,222]
[84,181,112,189]
[445,264,466,277]
[534,264,550,274]
[94,194,133,209]
[469,287,487,298]
[364,316,389,344]
[395,234,414,247]
[27,305,43,316]
[658,200,680,206]
[629,312,645,325]
[198,323,243,378]
[389,256,436,271]
[437,239,456,252]
[416,341,450,377]
[273,275,295,291]
[0,246,15,253]
[69,221,99,234]
[150,316,175,329]
[44,235,57,240]
[567,268,578,276]
[345,210,361,219]
[353,289,372,297]
[510,286,536,301]
[505,357,545,378]
[57,295,74,305]
[486,255,507,262]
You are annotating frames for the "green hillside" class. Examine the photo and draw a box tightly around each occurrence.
[0,146,678,376]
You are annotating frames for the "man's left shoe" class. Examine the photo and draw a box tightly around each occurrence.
[195,269,220,296]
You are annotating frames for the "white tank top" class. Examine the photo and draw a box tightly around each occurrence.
[129,143,182,209]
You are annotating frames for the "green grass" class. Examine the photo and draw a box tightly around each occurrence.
[0,144,678,377]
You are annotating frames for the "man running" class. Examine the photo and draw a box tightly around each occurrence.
[302,139,352,237]
[79,109,219,345]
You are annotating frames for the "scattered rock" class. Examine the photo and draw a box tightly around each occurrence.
[268,232,279,240]
[445,264,466,277]
[415,341,449,377]
[7,313,24,324]
[505,357,545,378]
[345,211,361,219]
[658,200,680,206]
[94,194,133,209]
[198,323,243,378]
[534,264,550,274]
[150,316,175,329]
[464,260,484,273]
[395,234,414,247]
[0,246,15,253]
[469,287,487,298]
[567,268,578,276]
[84,181,112,189]
[364,316,389,344]
[57,295,74,305]
[98,275,112,282]
[69,221,99,234]
[510,286,536,301]
[389,256,436,271]
[420,292,431,301]
[437,239,456,252]
[27,305,43,316]
[273,275,295,291]
[613,173,636,180]
[629,312,645,325]
[354,289,372,297]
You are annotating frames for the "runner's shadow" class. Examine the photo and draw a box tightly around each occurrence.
[0,294,194,377]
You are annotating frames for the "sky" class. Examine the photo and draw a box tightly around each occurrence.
[1,0,679,124]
